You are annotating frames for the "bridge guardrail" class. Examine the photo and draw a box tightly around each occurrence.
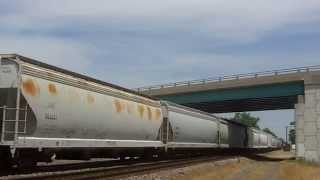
[136,65,320,92]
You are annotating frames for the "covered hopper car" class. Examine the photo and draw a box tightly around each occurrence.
[0,54,281,169]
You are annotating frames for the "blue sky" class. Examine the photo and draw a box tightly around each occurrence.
[1,0,320,139]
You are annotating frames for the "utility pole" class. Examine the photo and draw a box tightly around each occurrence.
[286,126,288,144]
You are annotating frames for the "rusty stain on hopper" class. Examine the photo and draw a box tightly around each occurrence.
[87,94,95,104]
[155,109,161,120]
[147,107,152,120]
[48,83,57,95]
[137,104,145,119]
[22,79,39,96]
[114,99,123,113]
[67,89,80,103]
[126,102,134,114]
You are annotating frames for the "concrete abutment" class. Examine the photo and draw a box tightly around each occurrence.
[295,75,320,162]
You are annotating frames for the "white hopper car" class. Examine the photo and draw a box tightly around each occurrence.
[0,54,282,169]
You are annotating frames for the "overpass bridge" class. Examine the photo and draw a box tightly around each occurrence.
[137,66,320,162]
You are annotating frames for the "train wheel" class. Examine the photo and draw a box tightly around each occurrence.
[16,158,37,169]
[141,151,154,160]
[14,149,38,169]
[119,155,126,161]
[0,161,8,171]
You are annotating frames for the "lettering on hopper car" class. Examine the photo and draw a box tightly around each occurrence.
[22,78,39,96]
[1,66,12,73]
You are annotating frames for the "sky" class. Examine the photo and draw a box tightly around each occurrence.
[1,0,319,139]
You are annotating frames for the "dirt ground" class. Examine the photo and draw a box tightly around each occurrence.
[172,151,320,180]
[122,150,320,180]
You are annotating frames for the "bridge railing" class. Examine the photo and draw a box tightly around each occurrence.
[136,65,320,92]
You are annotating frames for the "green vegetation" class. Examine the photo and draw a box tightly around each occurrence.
[232,112,260,129]
[231,112,281,138]
[263,128,277,137]
[289,121,296,144]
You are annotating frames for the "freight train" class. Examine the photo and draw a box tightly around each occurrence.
[0,54,282,169]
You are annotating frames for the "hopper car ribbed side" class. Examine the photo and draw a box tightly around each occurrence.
[0,54,282,169]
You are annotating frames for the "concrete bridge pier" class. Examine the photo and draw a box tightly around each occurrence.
[295,76,320,162]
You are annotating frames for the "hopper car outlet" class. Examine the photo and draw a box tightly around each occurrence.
[0,54,282,169]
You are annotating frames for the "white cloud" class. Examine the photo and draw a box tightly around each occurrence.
[0,1,315,137]
[2,0,320,42]
[0,0,319,88]
[109,50,320,88]
[0,35,96,72]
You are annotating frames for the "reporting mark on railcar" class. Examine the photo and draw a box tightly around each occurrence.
[1,66,12,73]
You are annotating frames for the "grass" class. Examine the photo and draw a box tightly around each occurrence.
[286,159,320,167]
[279,160,320,180]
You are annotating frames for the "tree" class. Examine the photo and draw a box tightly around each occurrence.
[289,129,295,144]
[289,121,296,144]
[263,128,277,137]
[232,112,260,129]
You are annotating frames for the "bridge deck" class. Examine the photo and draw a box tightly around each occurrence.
[138,66,320,112]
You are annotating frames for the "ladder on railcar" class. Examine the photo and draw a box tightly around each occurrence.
[0,106,28,142]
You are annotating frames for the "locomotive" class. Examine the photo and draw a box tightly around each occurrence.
[0,54,281,169]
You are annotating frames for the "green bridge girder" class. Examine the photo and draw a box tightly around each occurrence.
[157,81,305,104]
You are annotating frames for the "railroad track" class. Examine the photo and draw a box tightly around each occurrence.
[2,156,235,180]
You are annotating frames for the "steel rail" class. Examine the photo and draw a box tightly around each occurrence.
[136,65,320,92]
[4,156,234,180]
